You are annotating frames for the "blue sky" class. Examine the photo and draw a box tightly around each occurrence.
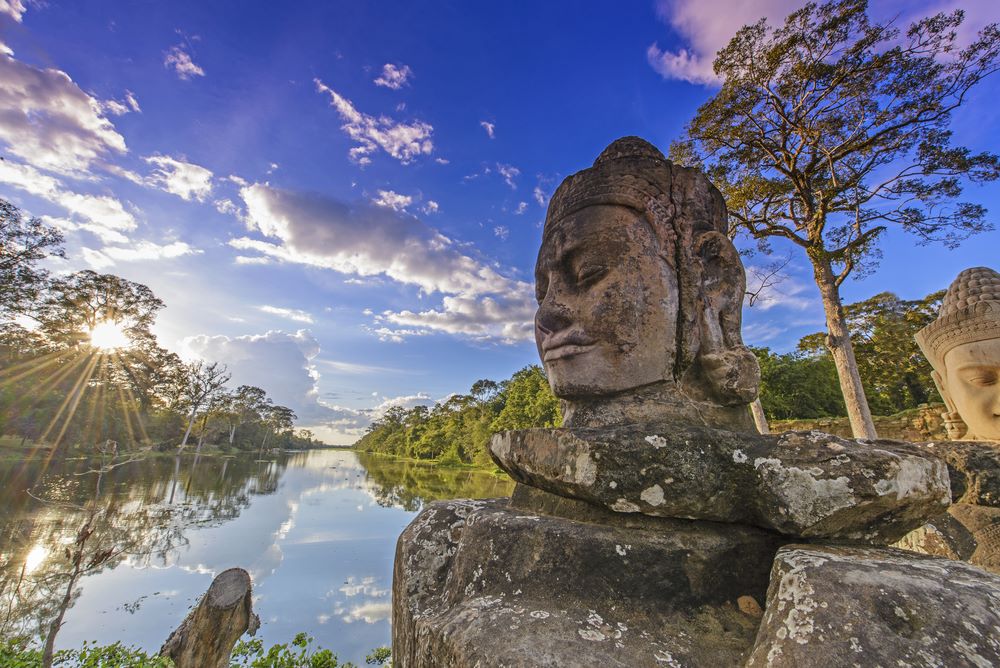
[1,0,998,443]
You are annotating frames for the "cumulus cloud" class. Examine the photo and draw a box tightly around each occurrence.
[480,121,495,139]
[82,240,202,268]
[493,225,509,240]
[144,155,213,201]
[259,305,315,323]
[422,200,439,214]
[0,0,25,21]
[371,189,412,212]
[514,201,528,215]
[101,90,141,116]
[164,44,205,80]
[0,42,127,174]
[234,184,535,342]
[315,79,433,165]
[373,63,412,90]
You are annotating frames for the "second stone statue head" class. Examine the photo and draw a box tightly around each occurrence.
[535,137,760,430]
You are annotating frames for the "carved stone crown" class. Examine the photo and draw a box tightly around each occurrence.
[915,266,1000,369]
[543,136,723,238]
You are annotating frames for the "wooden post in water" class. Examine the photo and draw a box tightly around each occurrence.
[160,567,260,668]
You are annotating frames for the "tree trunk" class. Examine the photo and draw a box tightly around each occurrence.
[180,407,198,449]
[196,412,210,454]
[812,259,878,439]
[160,568,259,668]
[229,423,237,446]
[751,398,770,434]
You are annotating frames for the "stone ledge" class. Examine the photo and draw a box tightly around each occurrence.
[490,425,951,544]
[746,545,1000,667]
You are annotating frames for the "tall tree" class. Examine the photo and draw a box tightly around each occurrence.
[0,199,64,318]
[176,361,230,449]
[671,0,1000,438]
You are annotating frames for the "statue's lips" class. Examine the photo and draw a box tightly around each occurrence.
[542,343,596,362]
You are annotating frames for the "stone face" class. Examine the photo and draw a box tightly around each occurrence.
[896,503,1000,574]
[916,439,1000,506]
[746,545,1000,667]
[393,498,783,667]
[534,136,758,431]
[915,266,1000,441]
[491,426,951,543]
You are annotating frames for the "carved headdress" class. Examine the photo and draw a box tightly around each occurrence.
[915,267,1000,371]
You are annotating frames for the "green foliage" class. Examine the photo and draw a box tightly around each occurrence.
[0,200,65,319]
[0,638,172,667]
[798,291,944,414]
[754,347,846,420]
[230,633,352,668]
[355,365,559,466]
[756,289,944,420]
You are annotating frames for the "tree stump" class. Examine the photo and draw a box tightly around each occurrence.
[161,567,260,668]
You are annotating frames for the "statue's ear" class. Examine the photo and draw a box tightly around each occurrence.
[694,231,760,405]
[931,369,958,414]
[695,231,744,354]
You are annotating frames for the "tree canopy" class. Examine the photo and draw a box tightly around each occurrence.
[671,0,1000,438]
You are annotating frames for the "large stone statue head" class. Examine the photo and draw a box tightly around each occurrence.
[915,267,1000,442]
[534,137,759,430]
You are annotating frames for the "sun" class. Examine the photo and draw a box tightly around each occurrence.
[89,321,131,351]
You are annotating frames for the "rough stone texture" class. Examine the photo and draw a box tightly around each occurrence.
[393,498,784,667]
[915,439,1000,506]
[746,545,1000,667]
[490,425,950,543]
[534,136,759,432]
[895,503,1000,574]
[770,404,948,442]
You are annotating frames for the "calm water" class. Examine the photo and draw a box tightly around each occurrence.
[0,449,513,664]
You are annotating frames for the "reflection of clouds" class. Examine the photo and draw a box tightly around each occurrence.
[342,601,392,624]
[338,576,388,598]
[323,575,391,625]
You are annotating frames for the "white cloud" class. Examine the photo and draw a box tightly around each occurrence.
[422,200,439,214]
[164,44,205,80]
[371,189,412,212]
[514,201,528,215]
[744,264,814,311]
[0,42,127,174]
[480,121,495,139]
[375,291,535,344]
[434,157,449,165]
[341,601,392,624]
[259,305,315,324]
[373,63,413,90]
[82,240,201,268]
[647,0,804,85]
[315,79,433,165]
[0,159,136,240]
[496,163,519,189]
[493,225,509,240]
[144,155,213,201]
[0,1,27,21]
[238,184,516,297]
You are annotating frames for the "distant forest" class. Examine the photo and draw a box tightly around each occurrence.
[0,199,316,454]
[358,289,945,465]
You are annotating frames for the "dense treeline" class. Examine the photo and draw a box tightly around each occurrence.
[0,199,316,453]
[755,290,944,420]
[355,365,560,466]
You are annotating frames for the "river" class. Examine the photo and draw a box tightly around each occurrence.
[0,449,514,664]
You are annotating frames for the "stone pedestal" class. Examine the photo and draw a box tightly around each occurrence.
[393,497,783,667]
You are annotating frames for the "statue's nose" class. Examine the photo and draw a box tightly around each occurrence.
[535,291,572,337]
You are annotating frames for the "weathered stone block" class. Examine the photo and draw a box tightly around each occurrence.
[392,498,783,667]
[491,425,951,543]
[915,440,1000,506]
[895,503,1000,574]
[746,545,1000,667]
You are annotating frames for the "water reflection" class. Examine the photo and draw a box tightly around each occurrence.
[0,449,512,663]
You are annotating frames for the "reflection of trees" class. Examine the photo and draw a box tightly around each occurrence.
[356,453,513,512]
[0,452,290,649]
